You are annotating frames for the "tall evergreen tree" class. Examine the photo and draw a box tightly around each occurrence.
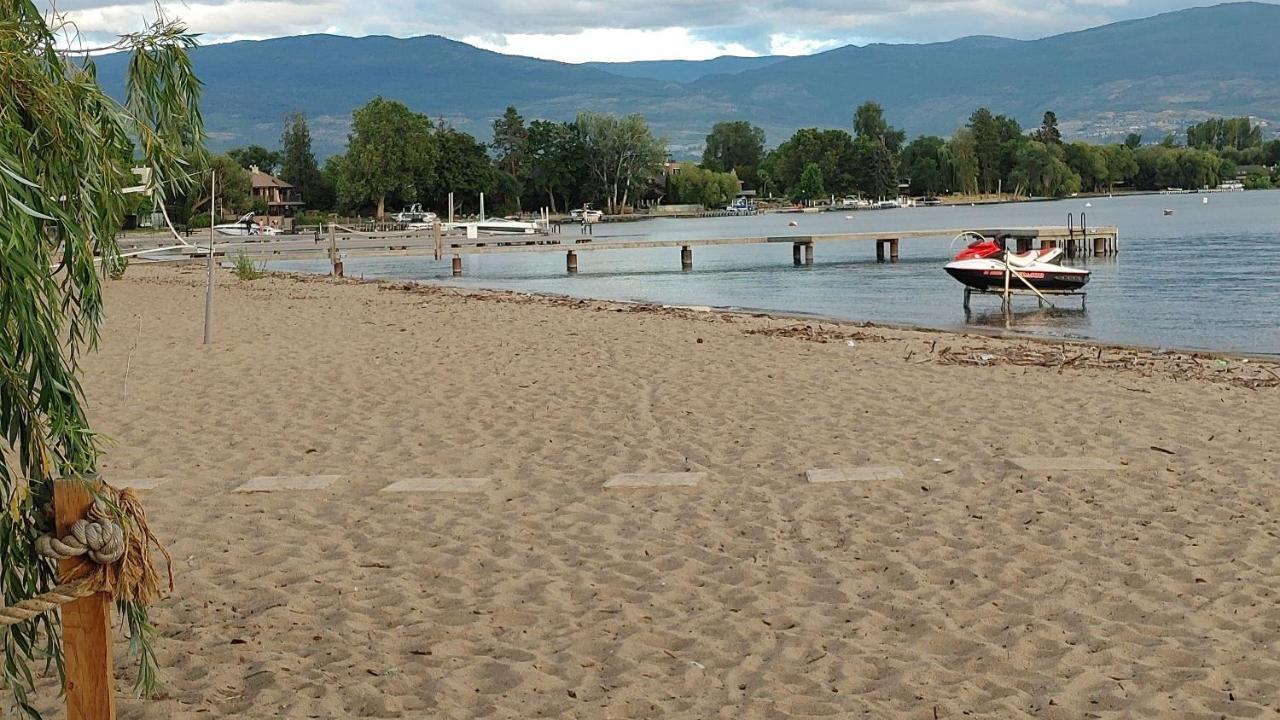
[280,113,331,210]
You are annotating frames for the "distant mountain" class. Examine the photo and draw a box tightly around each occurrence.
[582,55,785,83]
[92,2,1280,157]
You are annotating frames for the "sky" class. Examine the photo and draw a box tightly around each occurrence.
[42,0,1273,63]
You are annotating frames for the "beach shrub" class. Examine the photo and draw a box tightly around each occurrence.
[232,252,267,280]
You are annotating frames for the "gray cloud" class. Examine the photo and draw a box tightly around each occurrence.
[41,0,1279,60]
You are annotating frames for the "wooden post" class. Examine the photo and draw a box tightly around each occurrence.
[876,239,886,263]
[54,479,116,720]
[203,170,215,345]
[681,245,692,270]
[1093,236,1106,257]
[328,223,343,278]
[792,243,802,266]
[803,242,814,265]
[451,255,462,276]
[888,239,899,262]
[433,219,443,262]
[447,192,455,225]
[566,250,578,274]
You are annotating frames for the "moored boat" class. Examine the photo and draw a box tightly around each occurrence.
[944,234,1090,291]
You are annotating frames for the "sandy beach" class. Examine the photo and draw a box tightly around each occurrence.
[38,263,1280,718]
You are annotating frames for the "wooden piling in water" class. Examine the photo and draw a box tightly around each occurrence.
[567,250,578,273]
[681,245,692,270]
[793,243,802,266]
[803,242,814,265]
[451,255,462,276]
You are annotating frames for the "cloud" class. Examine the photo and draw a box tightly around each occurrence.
[39,0,1280,61]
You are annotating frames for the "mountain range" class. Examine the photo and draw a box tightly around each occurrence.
[92,2,1280,158]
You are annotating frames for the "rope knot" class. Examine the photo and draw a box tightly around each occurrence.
[35,498,126,564]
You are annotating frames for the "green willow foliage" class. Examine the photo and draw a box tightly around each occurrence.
[1,2,205,716]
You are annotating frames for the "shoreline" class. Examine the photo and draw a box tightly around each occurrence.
[343,272,1280,361]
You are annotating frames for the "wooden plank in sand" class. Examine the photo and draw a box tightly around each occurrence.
[233,475,341,492]
[806,466,905,484]
[380,478,492,493]
[1007,457,1122,471]
[604,472,705,489]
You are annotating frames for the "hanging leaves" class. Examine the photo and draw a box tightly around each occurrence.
[1,1,205,716]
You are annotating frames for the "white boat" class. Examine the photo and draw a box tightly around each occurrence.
[570,207,603,223]
[391,203,437,228]
[214,212,280,237]
[446,218,541,238]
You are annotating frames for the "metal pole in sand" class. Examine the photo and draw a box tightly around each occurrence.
[203,170,215,345]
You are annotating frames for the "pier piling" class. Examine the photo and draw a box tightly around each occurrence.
[793,243,803,266]
[451,255,462,276]
[681,245,692,270]
[566,250,578,274]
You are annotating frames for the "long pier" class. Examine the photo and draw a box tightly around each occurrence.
[122,224,1118,276]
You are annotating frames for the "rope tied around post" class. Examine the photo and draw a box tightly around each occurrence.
[36,498,126,564]
[0,482,172,628]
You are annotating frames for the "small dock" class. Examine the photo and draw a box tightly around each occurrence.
[122,224,1118,276]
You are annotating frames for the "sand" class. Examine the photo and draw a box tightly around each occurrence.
[33,264,1280,718]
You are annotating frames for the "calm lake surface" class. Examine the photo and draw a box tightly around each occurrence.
[276,190,1280,355]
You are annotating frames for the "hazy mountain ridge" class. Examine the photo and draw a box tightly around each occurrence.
[91,2,1280,157]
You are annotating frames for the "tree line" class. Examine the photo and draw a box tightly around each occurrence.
[173,101,1280,224]
[747,106,1280,201]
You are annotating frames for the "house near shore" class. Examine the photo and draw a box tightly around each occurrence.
[249,165,303,230]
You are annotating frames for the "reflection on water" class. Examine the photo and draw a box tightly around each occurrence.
[964,303,1091,335]
[272,190,1280,355]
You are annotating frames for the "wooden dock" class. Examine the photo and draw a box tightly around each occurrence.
[122,224,1118,276]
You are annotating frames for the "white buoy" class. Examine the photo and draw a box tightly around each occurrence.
[788,220,798,227]
[1202,196,1209,204]
[1085,202,1092,208]
[844,215,853,220]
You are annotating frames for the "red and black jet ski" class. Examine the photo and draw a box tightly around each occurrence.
[944,234,1090,291]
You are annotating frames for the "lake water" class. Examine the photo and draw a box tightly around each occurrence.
[274,190,1280,355]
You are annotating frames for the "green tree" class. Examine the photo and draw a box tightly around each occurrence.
[908,157,943,196]
[1101,144,1138,190]
[668,165,740,208]
[525,120,587,213]
[575,112,665,213]
[852,101,905,152]
[226,144,281,173]
[1033,111,1062,144]
[968,108,1022,193]
[770,128,857,197]
[943,129,980,194]
[702,120,765,187]
[1063,141,1107,191]
[339,97,436,218]
[1187,117,1262,151]
[426,124,500,215]
[1008,141,1079,197]
[279,113,332,210]
[901,135,947,195]
[793,162,826,202]
[1123,132,1143,149]
[1,5,205,714]
[189,154,252,219]
[851,139,899,199]
[491,105,527,209]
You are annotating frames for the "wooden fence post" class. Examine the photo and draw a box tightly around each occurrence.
[54,479,116,720]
